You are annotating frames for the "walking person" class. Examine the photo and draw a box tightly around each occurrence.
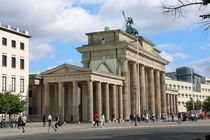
[21,114,27,133]
[112,114,115,123]
[42,115,46,127]
[94,112,99,126]
[17,115,22,131]
[100,113,105,127]
[48,114,52,127]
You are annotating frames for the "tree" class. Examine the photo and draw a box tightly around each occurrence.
[162,0,210,30]
[202,96,210,112]
[0,92,26,117]
[185,98,202,111]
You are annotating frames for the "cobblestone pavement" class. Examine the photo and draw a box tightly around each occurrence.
[0,119,210,139]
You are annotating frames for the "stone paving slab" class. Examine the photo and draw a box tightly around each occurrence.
[0,120,210,139]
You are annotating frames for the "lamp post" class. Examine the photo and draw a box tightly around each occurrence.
[133,87,137,126]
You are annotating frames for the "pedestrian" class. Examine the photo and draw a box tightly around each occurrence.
[177,112,182,123]
[42,115,46,127]
[118,115,122,123]
[48,114,52,127]
[94,112,99,126]
[152,113,155,122]
[100,113,105,127]
[17,115,22,131]
[112,114,115,123]
[21,114,27,133]
[145,113,149,123]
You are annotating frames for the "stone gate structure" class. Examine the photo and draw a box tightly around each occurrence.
[29,29,177,122]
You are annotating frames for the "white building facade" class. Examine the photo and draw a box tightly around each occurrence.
[166,77,210,112]
[0,23,30,106]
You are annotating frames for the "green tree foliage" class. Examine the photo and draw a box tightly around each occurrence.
[185,98,202,111]
[202,96,210,112]
[0,91,26,115]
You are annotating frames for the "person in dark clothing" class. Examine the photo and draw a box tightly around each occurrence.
[42,115,46,127]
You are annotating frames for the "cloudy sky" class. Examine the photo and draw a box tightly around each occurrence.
[0,0,210,77]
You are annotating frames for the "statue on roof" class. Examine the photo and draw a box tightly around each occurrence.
[122,11,139,36]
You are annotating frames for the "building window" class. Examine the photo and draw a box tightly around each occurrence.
[11,40,16,48]
[11,57,16,68]
[181,86,184,90]
[20,78,24,93]
[29,90,32,98]
[2,55,7,66]
[2,76,7,91]
[20,42,24,50]
[2,37,7,46]
[29,107,32,115]
[11,77,16,92]
[20,59,24,69]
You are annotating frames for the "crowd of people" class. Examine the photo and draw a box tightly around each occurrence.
[0,111,209,133]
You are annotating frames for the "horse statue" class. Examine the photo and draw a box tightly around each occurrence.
[122,11,139,36]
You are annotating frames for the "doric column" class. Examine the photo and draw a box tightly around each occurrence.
[58,82,64,121]
[148,68,155,114]
[111,84,117,119]
[170,94,173,113]
[96,82,102,115]
[167,94,170,114]
[130,62,138,115]
[118,85,123,120]
[173,95,176,114]
[104,83,110,122]
[43,82,49,115]
[140,65,146,114]
[154,70,161,114]
[87,80,93,122]
[175,95,178,114]
[121,59,129,120]
[82,83,87,121]
[72,81,78,122]
[160,72,167,113]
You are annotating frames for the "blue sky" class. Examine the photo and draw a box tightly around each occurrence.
[0,0,210,77]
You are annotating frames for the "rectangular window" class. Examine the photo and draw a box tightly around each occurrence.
[29,107,32,115]
[11,77,16,92]
[11,40,16,48]
[20,78,24,93]
[29,90,32,98]
[20,59,24,69]
[2,76,7,91]
[2,55,7,66]
[20,42,24,50]
[11,57,16,68]
[2,37,7,46]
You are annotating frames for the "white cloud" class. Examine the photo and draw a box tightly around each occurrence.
[59,59,81,65]
[173,53,188,59]
[47,66,57,70]
[0,0,203,44]
[190,57,210,78]
[160,51,174,62]
[30,41,55,61]
[73,0,105,4]
[157,43,182,51]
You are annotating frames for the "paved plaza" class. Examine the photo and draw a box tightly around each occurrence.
[1,120,210,140]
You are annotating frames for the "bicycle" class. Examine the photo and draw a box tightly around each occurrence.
[48,122,63,134]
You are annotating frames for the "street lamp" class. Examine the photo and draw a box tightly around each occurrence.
[133,87,137,126]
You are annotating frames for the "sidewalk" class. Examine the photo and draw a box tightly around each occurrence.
[0,120,210,138]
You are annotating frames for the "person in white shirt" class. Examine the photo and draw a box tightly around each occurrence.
[48,114,52,127]
[100,113,105,127]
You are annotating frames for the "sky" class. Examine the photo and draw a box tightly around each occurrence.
[0,0,210,77]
